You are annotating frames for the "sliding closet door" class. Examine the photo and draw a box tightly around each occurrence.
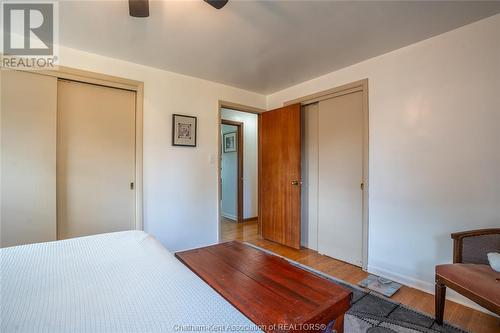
[318,91,364,266]
[1,70,57,247]
[57,80,136,239]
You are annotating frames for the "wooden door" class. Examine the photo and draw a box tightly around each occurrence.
[57,80,136,239]
[318,91,364,266]
[259,104,301,249]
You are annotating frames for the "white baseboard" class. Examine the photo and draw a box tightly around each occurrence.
[221,212,237,221]
[367,264,498,317]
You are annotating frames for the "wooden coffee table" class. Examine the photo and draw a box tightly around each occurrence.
[175,241,352,333]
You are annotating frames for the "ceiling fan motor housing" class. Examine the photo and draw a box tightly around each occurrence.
[204,0,229,10]
[129,0,228,18]
[129,0,149,18]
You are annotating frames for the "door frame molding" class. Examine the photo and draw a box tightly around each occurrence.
[217,101,265,242]
[284,79,369,270]
[221,119,244,223]
[19,66,145,231]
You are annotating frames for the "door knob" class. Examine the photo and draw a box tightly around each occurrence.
[291,180,300,186]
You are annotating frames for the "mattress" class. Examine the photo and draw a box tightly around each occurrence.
[1,231,260,332]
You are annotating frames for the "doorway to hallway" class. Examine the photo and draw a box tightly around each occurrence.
[219,106,260,241]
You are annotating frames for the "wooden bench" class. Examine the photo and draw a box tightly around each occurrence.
[176,241,352,333]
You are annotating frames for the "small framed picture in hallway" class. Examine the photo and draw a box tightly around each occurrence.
[223,132,237,153]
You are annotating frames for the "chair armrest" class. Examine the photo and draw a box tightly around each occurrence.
[451,229,500,263]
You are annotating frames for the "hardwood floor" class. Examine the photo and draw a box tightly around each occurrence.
[221,218,499,333]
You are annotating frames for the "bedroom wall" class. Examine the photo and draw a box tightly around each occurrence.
[57,46,266,251]
[268,13,500,311]
[221,108,259,219]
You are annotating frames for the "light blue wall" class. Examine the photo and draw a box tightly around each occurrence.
[221,124,238,219]
[221,109,258,219]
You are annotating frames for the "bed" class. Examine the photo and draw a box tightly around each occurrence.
[0,231,259,332]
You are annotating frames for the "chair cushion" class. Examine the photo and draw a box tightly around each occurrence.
[436,264,500,314]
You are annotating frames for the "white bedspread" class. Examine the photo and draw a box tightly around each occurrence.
[1,231,259,332]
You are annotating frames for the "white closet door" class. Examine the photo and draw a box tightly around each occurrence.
[1,70,57,247]
[301,103,319,249]
[57,80,136,239]
[318,91,364,266]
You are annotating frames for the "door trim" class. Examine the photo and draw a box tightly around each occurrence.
[219,100,264,115]
[221,119,244,223]
[285,79,369,270]
[19,66,144,232]
[284,79,367,107]
[217,101,265,242]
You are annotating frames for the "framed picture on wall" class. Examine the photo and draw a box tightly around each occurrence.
[172,114,197,147]
[223,132,237,153]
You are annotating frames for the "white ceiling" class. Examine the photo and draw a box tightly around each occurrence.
[59,1,500,94]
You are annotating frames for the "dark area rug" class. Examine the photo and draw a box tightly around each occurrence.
[244,243,469,333]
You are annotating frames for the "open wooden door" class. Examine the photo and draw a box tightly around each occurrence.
[259,104,301,249]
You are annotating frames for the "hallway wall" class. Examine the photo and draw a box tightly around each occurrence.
[221,124,238,219]
[221,109,258,219]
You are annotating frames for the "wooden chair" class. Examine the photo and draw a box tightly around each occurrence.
[435,228,500,324]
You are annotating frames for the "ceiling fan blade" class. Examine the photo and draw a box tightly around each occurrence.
[204,0,229,10]
[129,0,149,17]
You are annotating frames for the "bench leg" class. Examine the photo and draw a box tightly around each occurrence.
[333,313,344,333]
[435,281,446,325]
